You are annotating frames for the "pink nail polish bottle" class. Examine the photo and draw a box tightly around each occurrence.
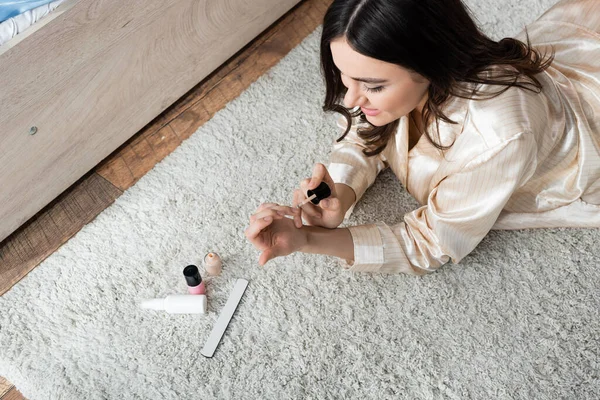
[183,265,206,295]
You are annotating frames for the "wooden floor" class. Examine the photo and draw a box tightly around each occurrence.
[0,0,331,398]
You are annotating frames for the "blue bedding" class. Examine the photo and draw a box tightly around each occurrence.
[0,0,54,23]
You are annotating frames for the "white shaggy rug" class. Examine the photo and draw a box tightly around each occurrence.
[1,0,599,399]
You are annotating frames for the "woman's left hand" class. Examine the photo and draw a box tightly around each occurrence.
[245,203,307,266]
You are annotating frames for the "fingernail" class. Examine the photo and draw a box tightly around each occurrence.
[321,200,329,208]
[265,216,272,221]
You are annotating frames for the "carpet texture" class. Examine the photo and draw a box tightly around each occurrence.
[1,0,599,398]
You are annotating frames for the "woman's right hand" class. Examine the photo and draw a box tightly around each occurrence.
[293,163,354,229]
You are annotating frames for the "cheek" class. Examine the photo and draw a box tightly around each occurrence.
[378,91,411,113]
[380,83,426,113]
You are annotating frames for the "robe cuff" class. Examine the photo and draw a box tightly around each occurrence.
[327,162,370,219]
[338,223,384,272]
[339,222,426,275]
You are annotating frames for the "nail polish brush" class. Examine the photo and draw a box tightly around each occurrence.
[297,182,331,208]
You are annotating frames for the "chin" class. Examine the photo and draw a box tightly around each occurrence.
[364,114,389,127]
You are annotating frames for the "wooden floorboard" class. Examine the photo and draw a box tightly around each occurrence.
[0,378,13,398]
[0,172,122,296]
[0,388,24,400]
[0,377,22,400]
[0,0,331,397]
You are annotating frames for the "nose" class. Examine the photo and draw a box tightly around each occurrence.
[343,85,367,109]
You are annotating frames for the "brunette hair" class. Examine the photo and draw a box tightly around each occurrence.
[320,0,554,156]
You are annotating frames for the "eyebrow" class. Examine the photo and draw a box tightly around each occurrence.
[351,76,388,84]
[339,70,388,84]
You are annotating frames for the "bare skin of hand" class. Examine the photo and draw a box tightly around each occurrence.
[293,163,354,229]
[245,203,307,266]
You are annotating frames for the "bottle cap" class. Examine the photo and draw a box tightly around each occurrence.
[307,182,331,205]
[183,265,202,287]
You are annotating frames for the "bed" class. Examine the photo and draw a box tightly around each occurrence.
[0,0,66,46]
[0,0,301,243]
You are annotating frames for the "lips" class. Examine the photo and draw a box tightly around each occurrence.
[361,107,381,116]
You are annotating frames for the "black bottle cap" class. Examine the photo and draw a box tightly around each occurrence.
[307,182,332,205]
[183,265,202,287]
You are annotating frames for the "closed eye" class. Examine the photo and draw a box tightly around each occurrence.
[365,85,384,93]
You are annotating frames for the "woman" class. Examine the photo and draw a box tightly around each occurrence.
[245,0,600,274]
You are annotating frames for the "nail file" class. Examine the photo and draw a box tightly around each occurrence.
[201,278,249,358]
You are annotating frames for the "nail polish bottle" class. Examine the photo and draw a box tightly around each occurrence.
[183,265,205,295]
[140,294,207,314]
[307,182,332,205]
[297,182,332,209]
[204,252,222,276]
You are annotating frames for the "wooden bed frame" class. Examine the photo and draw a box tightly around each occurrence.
[0,0,301,243]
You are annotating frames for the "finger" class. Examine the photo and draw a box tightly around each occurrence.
[301,177,326,206]
[319,197,341,211]
[292,190,304,228]
[250,210,283,223]
[315,163,338,198]
[244,215,275,239]
[308,163,328,190]
[274,205,301,216]
[298,200,321,219]
[299,178,312,195]
[254,204,299,216]
[259,248,277,266]
[294,187,321,218]
[255,202,280,213]
[252,206,298,222]
[256,205,299,216]
[292,189,302,208]
[306,163,338,205]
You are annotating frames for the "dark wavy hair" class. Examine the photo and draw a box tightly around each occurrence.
[320,0,554,156]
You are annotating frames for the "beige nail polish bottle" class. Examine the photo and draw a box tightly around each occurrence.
[204,252,223,276]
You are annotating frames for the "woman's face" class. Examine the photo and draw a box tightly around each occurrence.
[330,37,430,126]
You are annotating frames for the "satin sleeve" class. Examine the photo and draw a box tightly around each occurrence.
[327,116,388,217]
[341,131,539,274]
